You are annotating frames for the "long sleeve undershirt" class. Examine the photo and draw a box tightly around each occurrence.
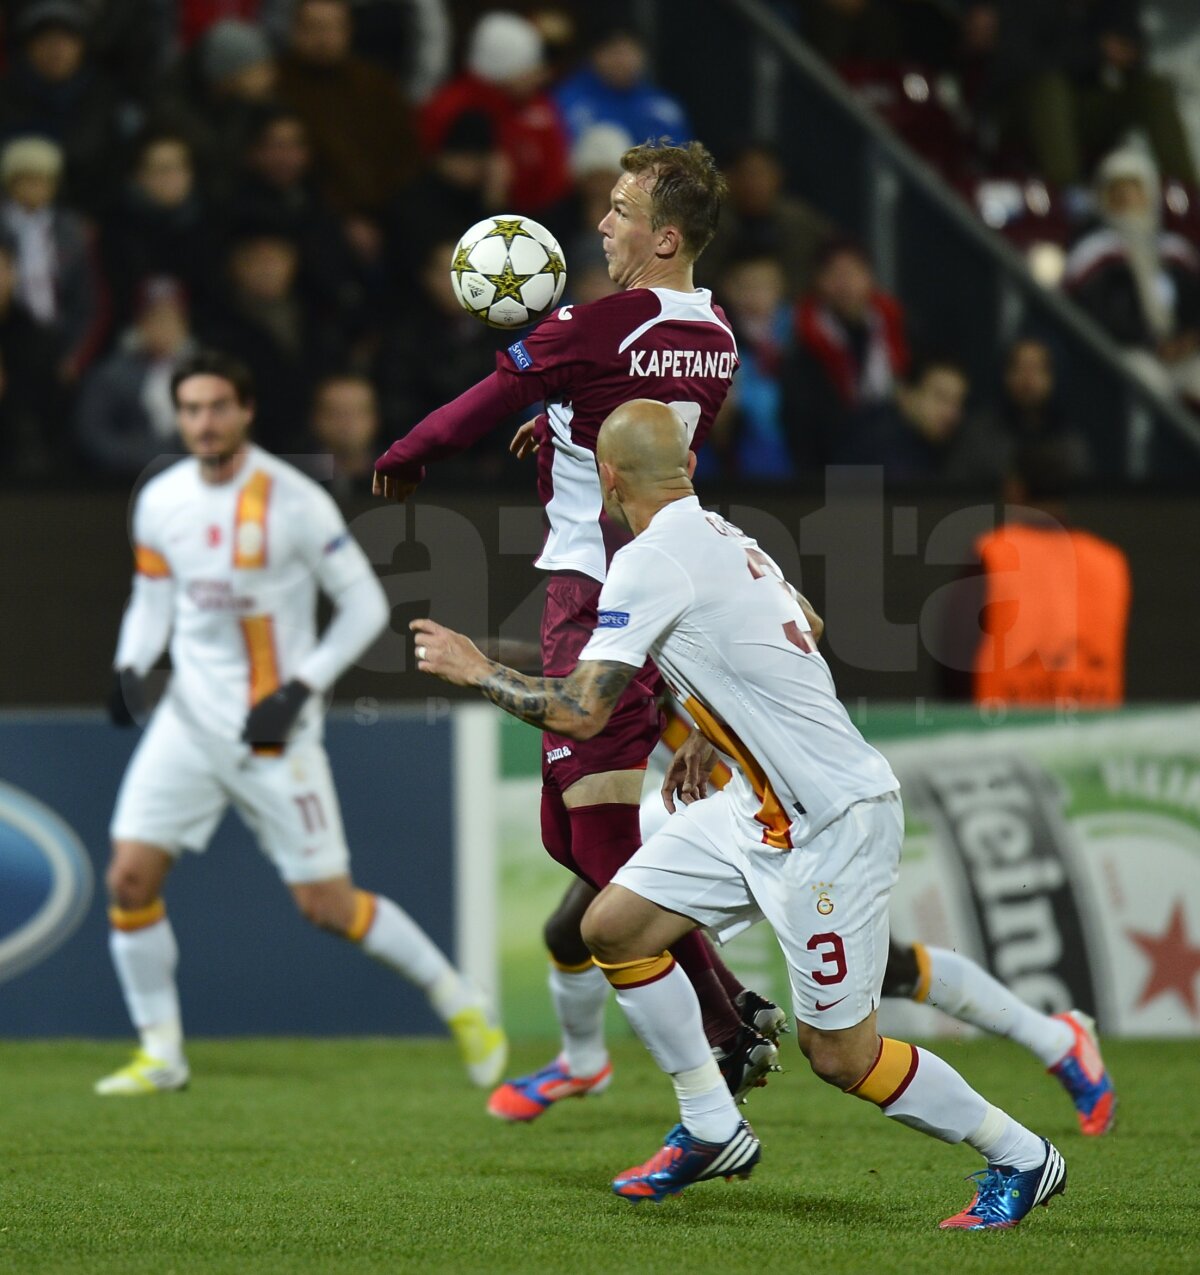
[113,574,174,675]
[374,371,541,475]
[295,570,389,693]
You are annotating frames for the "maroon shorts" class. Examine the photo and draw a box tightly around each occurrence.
[539,572,662,792]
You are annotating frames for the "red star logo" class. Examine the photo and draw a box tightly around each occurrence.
[207,525,221,547]
[1126,900,1200,1019]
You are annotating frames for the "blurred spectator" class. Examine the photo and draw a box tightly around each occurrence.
[833,352,1006,485]
[0,1,131,213]
[563,122,631,264]
[278,0,420,216]
[102,132,218,330]
[340,0,453,102]
[940,440,1131,705]
[791,239,909,461]
[0,235,63,477]
[421,11,571,214]
[200,222,343,450]
[0,136,106,382]
[175,1,277,49]
[552,23,690,145]
[1063,148,1200,407]
[74,276,198,476]
[373,236,514,483]
[229,107,366,330]
[150,19,280,200]
[309,372,381,497]
[385,110,508,283]
[963,0,1198,189]
[698,142,835,294]
[969,338,1094,483]
[704,250,798,481]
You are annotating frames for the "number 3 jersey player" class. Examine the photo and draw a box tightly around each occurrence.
[374,141,782,1115]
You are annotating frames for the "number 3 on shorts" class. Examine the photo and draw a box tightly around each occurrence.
[807,931,847,985]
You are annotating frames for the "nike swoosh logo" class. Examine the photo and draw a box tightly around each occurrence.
[814,996,847,1011]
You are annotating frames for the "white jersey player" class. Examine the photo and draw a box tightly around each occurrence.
[409,399,1067,1229]
[97,351,506,1096]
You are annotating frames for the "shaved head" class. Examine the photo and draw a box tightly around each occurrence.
[597,399,689,481]
[596,399,696,534]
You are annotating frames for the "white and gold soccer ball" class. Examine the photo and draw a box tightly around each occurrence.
[449,215,567,329]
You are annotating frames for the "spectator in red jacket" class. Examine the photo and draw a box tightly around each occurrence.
[791,238,909,463]
[420,11,571,215]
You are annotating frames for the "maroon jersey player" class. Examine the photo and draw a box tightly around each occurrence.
[375,140,782,1119]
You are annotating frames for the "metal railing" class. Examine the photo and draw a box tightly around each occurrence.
[655,0,1200,480]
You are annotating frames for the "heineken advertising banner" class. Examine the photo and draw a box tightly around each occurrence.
[497,706,1200,1041]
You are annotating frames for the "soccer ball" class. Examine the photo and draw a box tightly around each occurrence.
[449,215,567,329]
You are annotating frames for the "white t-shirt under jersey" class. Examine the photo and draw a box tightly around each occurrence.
[115,445,384,744]
[578,496,898,849]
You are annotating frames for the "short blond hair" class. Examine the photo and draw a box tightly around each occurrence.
[621,139,728,262]
[1,136,63,185]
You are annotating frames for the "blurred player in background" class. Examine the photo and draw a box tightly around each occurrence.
[412,401,1068,1228]
[97,350,506,1095]
[374,139,783,1117]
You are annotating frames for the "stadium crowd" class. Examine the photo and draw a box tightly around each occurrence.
[0,0,1195,490]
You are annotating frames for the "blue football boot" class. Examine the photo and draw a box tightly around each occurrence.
[612,1119,760,1203]
[940,1138,1067,1229]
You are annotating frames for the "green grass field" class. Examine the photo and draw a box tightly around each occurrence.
[2,1037,1195,1275]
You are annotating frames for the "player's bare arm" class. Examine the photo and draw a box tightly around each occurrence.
[661,730,718,813]
[410,618,636,739]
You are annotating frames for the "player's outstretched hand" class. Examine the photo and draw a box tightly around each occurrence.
[372,470,420,502]
[509,420,539,460]
[372,445,425,501]
[242,679,311,750]
[662,730,719,813]
[411,618,492,687]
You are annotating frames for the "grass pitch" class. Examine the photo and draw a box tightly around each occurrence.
[1,1037,1195,1274]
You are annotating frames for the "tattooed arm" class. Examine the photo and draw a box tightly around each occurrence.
[409,618,637,740]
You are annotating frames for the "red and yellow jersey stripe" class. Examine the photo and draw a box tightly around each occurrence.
[239,614,281,706]
[661,702,732,789]
[683,695,793,849]
[233,470,272,569]
[134,544,171,578]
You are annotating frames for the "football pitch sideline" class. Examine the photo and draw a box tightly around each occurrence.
[1,1038,1195,1275]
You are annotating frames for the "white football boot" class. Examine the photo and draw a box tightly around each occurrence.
[94,1048,190,1095]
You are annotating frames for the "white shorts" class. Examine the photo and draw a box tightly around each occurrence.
[613,789,903,1030]
[110,700,350,885]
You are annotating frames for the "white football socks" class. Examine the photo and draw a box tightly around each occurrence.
[924,946,1075,1067]
[613,961,741,1144]
[109,917,184,1064]
[966,1102,1047,1172]
[359,894,477,1021]
[870,1042,1045,1172]
[548,962,610,1077]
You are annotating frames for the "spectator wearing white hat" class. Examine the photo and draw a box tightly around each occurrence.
[1063,147,1200,408]
[420,11,570,213]
[0,0,131,212]
[0,135,106,382]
